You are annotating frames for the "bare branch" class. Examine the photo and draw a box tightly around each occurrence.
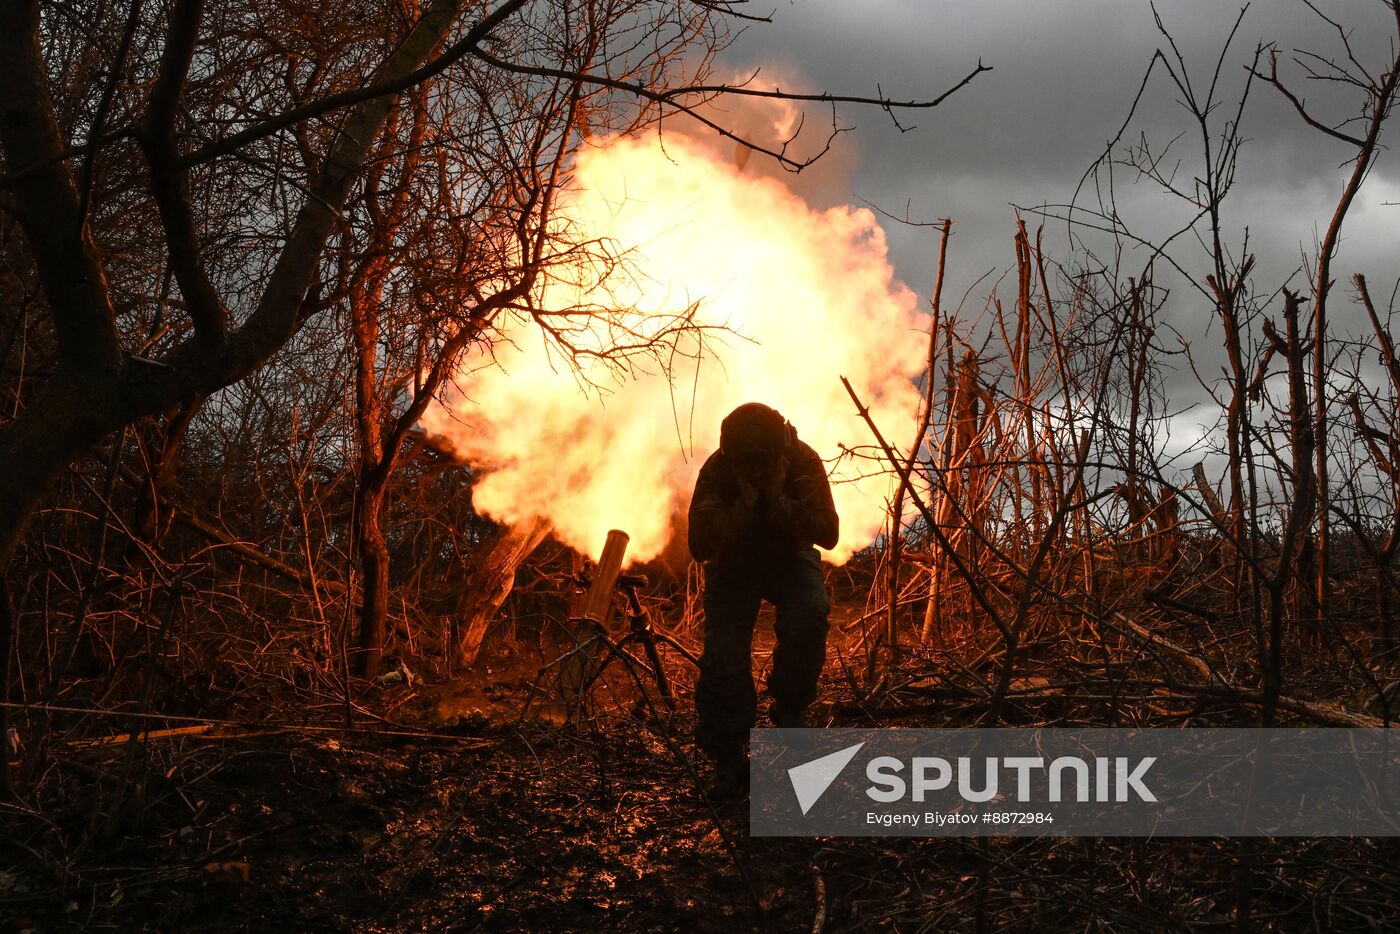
[467,46,991,171]
[180,0,531,168]
[75,0,144,234]
[0,0,122,372]
[1250,49,1367,147]
[137,0,228,348]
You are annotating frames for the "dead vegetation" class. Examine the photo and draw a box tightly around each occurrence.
[7,190,1400,925]
[4,1,1400,931]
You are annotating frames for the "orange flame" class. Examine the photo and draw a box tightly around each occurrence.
[421,128,927,565]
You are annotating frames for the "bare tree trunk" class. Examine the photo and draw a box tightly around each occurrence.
[453,517,551,670]
[1262,292,1316,723]
[0,0,472,566]
[1356,273,1400,657]
[350,232,392,678]
[133,398,203,544]
[920,350,983,642]
[921,322,959,644]
[885,220,950,657]
[345,84,429,679]
[353,479,394,677]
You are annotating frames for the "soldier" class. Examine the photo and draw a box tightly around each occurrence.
[688,402,839,798]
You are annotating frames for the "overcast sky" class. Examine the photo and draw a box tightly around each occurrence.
[719,0,1397,289]
[704,1,1399,466]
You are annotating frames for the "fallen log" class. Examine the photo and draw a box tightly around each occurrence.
[69,724,214,746]
[1175,685,1388,729]
[1117,615,1388,728]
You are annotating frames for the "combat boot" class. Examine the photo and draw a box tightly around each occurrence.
[707,749,749,802]
[771,703,807,729]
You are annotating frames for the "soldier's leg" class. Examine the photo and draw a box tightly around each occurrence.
[695,564,763,759]
[766,549,831,727]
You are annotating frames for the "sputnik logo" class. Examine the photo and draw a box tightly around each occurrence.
[787,742,865,815]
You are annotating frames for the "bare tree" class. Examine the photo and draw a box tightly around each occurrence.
[1251,0,1400,624]
[0,0,990,750]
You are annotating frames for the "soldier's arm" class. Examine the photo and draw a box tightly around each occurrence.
[688,458,757,561]
[769,446,839,550]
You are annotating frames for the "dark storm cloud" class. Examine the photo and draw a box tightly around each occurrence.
[718,0,1399,303]
[726,1,1391,177]
[709,0,1399,484]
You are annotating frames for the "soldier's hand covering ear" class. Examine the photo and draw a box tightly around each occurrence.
[764,445,839,551]
[763,455,788,503]
[734,471,761,509]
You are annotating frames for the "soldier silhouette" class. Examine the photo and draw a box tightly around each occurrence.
[688,402,838,798]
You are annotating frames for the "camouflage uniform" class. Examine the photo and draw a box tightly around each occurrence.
[688,404,839,760]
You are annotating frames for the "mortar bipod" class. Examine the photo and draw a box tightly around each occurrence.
[576,572,700,717]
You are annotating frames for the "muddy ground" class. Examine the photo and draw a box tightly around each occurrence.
[5,624,1400,932]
